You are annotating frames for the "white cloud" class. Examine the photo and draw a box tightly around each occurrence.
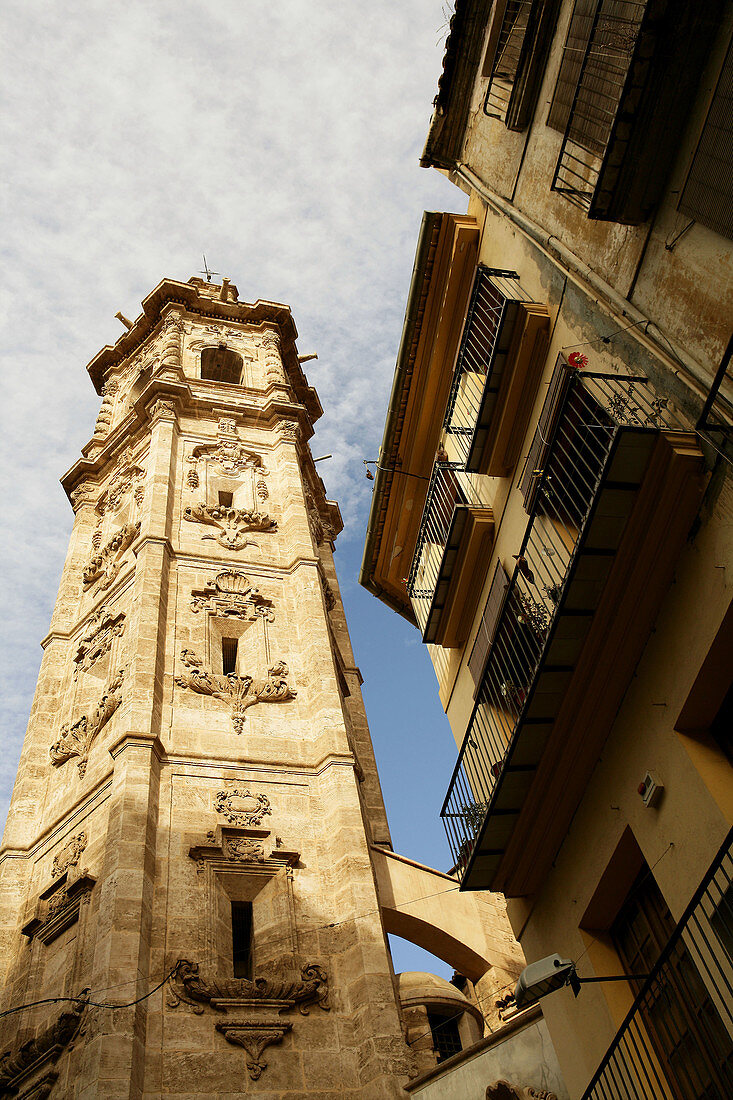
[0,2,466,873]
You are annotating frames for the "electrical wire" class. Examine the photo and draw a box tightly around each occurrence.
[562,317,651,352]
[0,966,179,1022]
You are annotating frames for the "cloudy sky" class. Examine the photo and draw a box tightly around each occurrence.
[1,2,468,976]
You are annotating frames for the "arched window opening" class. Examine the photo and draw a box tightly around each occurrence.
[201,345,243,385]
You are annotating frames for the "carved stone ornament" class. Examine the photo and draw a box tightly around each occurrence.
[51,831,87,878]
[74,607,125,678]
[0,995,87,1094]
[21,871,96,944]
[226,838,265,863]
[167,959,329,1080]
[93,378,118,438]
[486,1083,558,1100]
[190,423,268,477]
[95,449,145,515]
[277,420,300,442]
[190,571,274,621]
[49,669,124,777]
[147,397,177,421]
[214,788,272,827]
[69,481,97,513]
[215,1021,291,1081]
[183,503,276,551]
[82,522,140,590]
[175,651,295,733]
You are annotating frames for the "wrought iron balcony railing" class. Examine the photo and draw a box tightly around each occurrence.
[406,461,492,643]
[582,830,733,1100]
[442,367,679,887]
[443,266,548,476]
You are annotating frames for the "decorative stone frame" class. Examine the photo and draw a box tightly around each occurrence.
[187,821,300,974]
[21,868,96,945]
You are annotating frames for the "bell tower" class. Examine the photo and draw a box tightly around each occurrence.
[0,276,412,1097]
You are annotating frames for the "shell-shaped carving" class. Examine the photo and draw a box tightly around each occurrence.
[215,570,250,594]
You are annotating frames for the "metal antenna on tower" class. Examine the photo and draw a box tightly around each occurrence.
[200,255,222,283]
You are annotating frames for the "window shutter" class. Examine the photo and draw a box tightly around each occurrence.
[468,561,510,687]
[519,356,572,509]
[547,0,597,135]
[679,36,733,241]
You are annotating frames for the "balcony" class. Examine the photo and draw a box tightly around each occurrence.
[582,831,733,1100]
[442,367,705,894]
[407,462,494,647]
[444,266,549,476]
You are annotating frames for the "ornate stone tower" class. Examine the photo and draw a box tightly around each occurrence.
[0,277,413,1097]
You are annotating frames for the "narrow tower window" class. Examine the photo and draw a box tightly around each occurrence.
[201,346,243,385]
[231,901,253,978]
[222,637,238,676]
[218,490,233,508]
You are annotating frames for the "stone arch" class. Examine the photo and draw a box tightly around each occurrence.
[371,846,523,983]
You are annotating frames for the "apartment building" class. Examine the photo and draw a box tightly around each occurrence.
[361,1,733,1095]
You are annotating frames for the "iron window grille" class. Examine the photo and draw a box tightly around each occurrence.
[483,0,559,130]
[551,0,648,211]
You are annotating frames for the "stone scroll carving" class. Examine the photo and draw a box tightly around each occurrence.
[0,996,87,1094]
[190,571,274,622]
[183,503,276,551]
[214,788,272,827]
[175,651,295,734]
[167,959,329,1080]
[74,607,125,678]
[51,832,87,878]
[486,1084,558,1100]
[95,450,145,516]
[49,669,124,777]
[190,426,268,478]
[83,522,140,590]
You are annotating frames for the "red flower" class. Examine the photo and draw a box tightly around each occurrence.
[568,352,588,369]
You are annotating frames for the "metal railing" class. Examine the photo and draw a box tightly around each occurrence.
[441,369,677,872]
[484,0,536,123]
[444,267,532,467]
[582,830,733,1100]
[552,0,648,210]
[406,461,489,636]
[697,334,733,467]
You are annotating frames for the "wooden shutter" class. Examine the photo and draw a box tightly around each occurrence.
[468,560,510,687]
[679,35,733,241]
[519,356,572,510]
[547,0,597,134]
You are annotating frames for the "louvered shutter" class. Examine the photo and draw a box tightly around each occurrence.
[679,36,733,241]
[468,560,510,687]
[519,357,572,510]
[547,0,597,134]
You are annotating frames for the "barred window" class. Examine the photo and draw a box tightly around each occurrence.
[679,35,733,241]
[546,0,597,136]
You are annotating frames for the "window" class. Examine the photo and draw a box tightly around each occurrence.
[222,637,239,676]
[201,345,243,385]
[549,0,722,221]
[679,36,733,241]
[427,1010,462,1062]
[546,0,597,136]
[484,0,559,131]
[217,490,234,508]
[231,901,253,979]
[612,871,733,1098]
[468,561,509,687]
